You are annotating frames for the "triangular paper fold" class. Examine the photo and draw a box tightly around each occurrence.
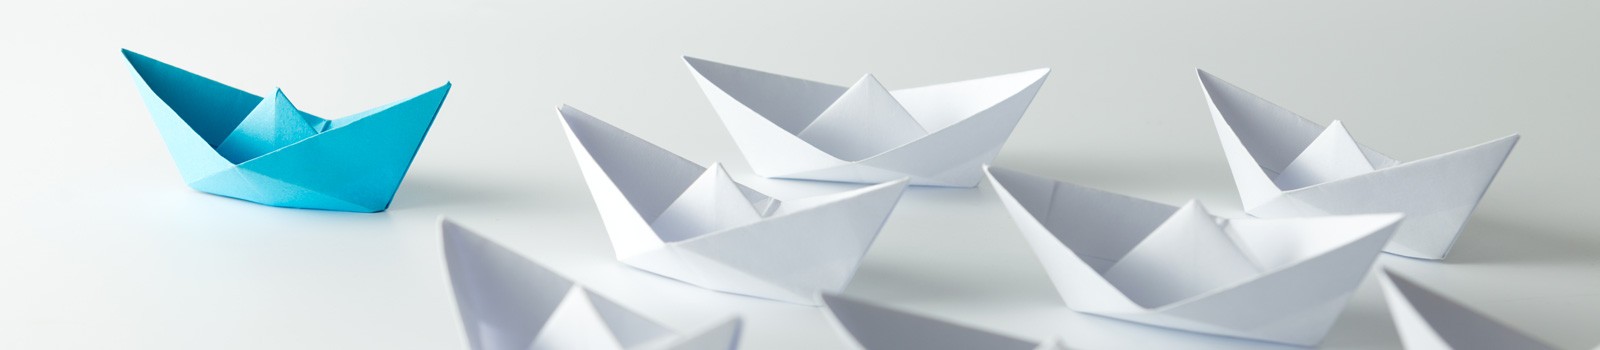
[798,74,929,160]
[123,49,448,212]
[559,106,910,305]
[1378,270,1556,350]
[1197,69,1517,260]
[651,163,777,242]
[985,166,1401,346]
[685,57,1048,187]
[215,90,323,163]
[821,293,1057,350]
[529,288,673,349]
[442,218,742,350]
[1103,201,1264,308]
[1274,120,1379,190]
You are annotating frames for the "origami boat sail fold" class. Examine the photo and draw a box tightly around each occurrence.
[650,163,780,242]
[1197,69,1517,260]
[985,166,1401,346]
[214,89,327,163]
[821,294,1067,350]
[1101,200,1264,309]
[685,57,1049,187]
[1377,270,1556,350]
[559,105,910,305]
[1274,120,1381,190]
[442,218,742,350]
[123,49,448,212]
[797,74,928,161]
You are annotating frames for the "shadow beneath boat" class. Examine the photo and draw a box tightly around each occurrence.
[1441,214,1598,267]
[386,173,534,211]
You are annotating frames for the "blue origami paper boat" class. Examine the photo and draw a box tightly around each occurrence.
[122,49,449,212]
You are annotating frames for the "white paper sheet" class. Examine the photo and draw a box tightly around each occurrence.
[986,165,1402,346]
[442,218,742,350]
[1197,70,1518,260]
[1378,270,1556,350]
[559,105,910,305]
[1102,201,1264,308]
[821,293,1067,350]
[685,57,1048,187]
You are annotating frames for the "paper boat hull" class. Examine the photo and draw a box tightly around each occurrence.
[1242,136,1517,260]
[821,294,1049,350]
[442,219,744,350]
[985,166,1400,346]
[1377,270,1556,350]
[558,105,909,305]
[124,50,447,212]
[1197,69,1517,259]
[686,57,1047,187]
[620,180,908,305]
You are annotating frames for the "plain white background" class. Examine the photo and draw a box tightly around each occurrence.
[2,1,1596,349]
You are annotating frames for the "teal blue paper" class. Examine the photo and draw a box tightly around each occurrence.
[123,49,449,212]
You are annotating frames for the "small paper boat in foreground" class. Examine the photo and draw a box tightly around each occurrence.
[123,49,449,212]
[821,293,1067,350]
[559,106,909,305]
[443,218,742,350]
[685,57,1049,187]
[1197,70,1517,260]
[985,166,1401,346]
[1378,269,1556,350]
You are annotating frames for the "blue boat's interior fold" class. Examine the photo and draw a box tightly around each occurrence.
[122,49,262,148]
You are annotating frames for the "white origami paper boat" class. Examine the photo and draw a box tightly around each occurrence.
[558,105,910,305]
[821,293,1068,350]
[684,57,1049,187]
[441,218,742,350]
[1197,70,1518,260]
[985,166,1402,346]
[1378,270,1556,350]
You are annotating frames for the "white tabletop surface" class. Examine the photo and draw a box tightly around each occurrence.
[3,1,1597,349]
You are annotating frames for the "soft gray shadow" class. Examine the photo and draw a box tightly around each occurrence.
[1442,214,1599,266]
[386,174,535,211]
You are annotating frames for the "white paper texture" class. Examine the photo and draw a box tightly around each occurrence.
[1274,120,1378,190]
[686,57,1048,187]
[1103,201,1263,308]
[1197,69,1517,260]
[986,165,1402,346]
[559,105,909,305]
[821,293,1061,350]
[650,163,776,242]
[1378,270,1555,350]
[442,218,742,350]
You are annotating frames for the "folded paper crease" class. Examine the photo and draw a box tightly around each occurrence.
[986,165,1401,346]
[821,293,1066,350]
[442,218,742,350]
[686,57,1048,187]
[1378,270,1555,350]
[123,49,448,212]
[1197,69,1516,259]
[559,105,909,305]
